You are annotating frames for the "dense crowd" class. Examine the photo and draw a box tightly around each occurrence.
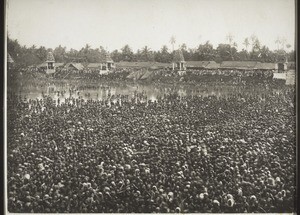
[182,69,274,84]
[187,69,274,77]
[7,86,296,213]
[9,66,282,86]
[53,68,131,81]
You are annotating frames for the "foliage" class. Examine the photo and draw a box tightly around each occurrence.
[7,35,295,67]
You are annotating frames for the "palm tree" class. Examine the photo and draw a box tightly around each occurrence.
[142,46,150,53]
[259,46,270,62]
[253,38,261,51]
[280,37,287,50]
[243,38,250,51]
[141,46,151,61]
[233,42,238,49]
[226,33,233,46]
[250,34,258,50]
[286,44,292,50]
[29,45,37,54]
[275,37,281,51]
[170,36,176,52]
[84,44,91,51]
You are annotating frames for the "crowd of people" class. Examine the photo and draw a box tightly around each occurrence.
[8,66,285,87]
[186,69,274,78]
[53,68,131,81]
[181,69,274,84]
[7,85,296,213]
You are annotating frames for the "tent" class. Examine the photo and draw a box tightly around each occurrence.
[65,63,84,71]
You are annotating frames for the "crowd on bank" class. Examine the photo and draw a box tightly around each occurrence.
[9,66,279,85]
[7,87,295,213]
[186,69,274,77]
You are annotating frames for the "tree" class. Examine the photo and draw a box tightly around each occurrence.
[243,38,250,51]
[216,44,236,61]
[139,46,155,62]
[98,46,107,61]
[275,37,281,51]
[141,46,150,61]
[188,48,198,61]
[197,41,215,61]
[53,45,66,62]
[121,45,134,61]
[155,45,171,63]
[84,44,91,52]
[180,43,187,51]
[29,45,37,54]
[287,50,295,62]
[237,49,250,61]
[135,49,142,61]
[259,45,272,62]
[66,48,79,62]
[253,38,261,52]
[86,48,101,63]
[7,37,45,66]
[36,46,48,61]
[250,34,258,50]
[111,49,122,62]
[249,37,261,61]
[147,51,155,62]
[7,37,22,61]
[8,34,292,66]
[180,43,190,61]
[232,42,238,49]
[170,36,176,52]
[226,33,234,46]
[280,37,287,51]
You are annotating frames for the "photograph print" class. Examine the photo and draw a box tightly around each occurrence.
[5,0,297,213]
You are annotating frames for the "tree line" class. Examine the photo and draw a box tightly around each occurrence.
[7,35,295,67]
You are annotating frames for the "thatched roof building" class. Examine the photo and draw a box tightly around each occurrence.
[220,61,257,70]
[65,62,84,71]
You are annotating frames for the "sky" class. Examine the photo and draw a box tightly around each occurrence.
[6,0,296,52]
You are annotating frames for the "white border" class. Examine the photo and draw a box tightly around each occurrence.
[3,0,297,214]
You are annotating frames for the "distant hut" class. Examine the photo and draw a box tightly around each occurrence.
[254,62,276,71]
[46,52,55,74]
[186,61,211,70]
[173,49,186,71]
[65,62,84,72]
[220,61,257,70]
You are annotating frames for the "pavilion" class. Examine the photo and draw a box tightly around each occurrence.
[46,52,56,74]
[172,49,186,71]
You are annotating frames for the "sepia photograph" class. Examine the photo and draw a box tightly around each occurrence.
[4,0,297,214]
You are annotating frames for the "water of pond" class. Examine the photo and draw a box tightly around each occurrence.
[8,80,283,104]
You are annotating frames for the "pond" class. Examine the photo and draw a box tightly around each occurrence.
[7,78,286,104]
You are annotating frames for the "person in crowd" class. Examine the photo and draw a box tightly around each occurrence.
[7,83,295,213]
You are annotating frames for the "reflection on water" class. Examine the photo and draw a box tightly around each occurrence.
[10,81,280,104]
